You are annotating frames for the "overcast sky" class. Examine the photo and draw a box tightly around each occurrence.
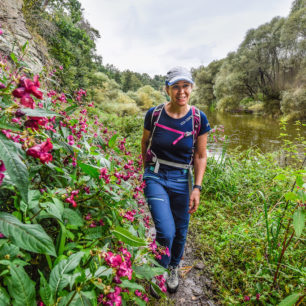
[79,0,293,77]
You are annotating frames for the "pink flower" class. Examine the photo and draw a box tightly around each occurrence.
[134,290,142,297]
[0,82,5,89]
[25,116,48,130]
[26,138,53,164]
[12,87,26,98]
[67,135,74,145]
[0,160,6,172]
[105,287,122,306]
[244,295,250,302]
[256,293,260,300]
[104,252,122,268]
[0,29,3,35]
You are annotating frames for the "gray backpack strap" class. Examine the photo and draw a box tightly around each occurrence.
[190,106,201,166]
[147,103,165,152]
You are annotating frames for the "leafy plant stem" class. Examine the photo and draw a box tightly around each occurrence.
[272,219,294,288]
[29,208,43,221]
[57,221,66,256]
[66,289,78,306]
[46,254,53,270]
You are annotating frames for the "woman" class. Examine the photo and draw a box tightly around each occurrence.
[141,66,211,295]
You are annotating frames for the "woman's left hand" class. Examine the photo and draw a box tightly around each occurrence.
[188,188,200,214]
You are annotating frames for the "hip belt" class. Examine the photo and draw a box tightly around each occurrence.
[150,156,193,194]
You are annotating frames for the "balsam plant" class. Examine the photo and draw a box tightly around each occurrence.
[0,49,167,305]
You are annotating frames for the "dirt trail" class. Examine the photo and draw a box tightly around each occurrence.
[148,227,219,306]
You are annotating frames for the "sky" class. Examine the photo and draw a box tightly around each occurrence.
[79,0,294,77]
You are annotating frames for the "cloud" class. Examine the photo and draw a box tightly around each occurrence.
[79,0,293,76]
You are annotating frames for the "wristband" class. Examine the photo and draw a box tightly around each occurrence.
[193,185,202,191]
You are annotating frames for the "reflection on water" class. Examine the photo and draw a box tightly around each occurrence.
[203,109,306,154]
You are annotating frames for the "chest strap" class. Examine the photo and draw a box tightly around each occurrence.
[154,122,194,145]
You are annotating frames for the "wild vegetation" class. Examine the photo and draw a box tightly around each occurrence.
[191,0,306,120]
[0,49,174,305]
[0,0,305,305]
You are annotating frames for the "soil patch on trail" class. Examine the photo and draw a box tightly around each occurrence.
[148,227,220,306]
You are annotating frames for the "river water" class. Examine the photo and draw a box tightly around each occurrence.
[203,110,306,155]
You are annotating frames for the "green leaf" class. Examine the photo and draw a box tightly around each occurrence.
[113,226,147,247]
[278,293,302,306]
[78,162,100,179]
[108,134,118,148]
[22,108,61,117]
[0,212,56,256]
[133,297,147,306]
[28,189,41,209]
[133,265,165,280]
[284,192,298,201]
[274,174,287,181]
[84,227,103,240]
[293,210,305,237]
[0,121,22,132]
[58,291,92,306]
[0,242,20,259]
[6,264,36,306]
[10,52,18,64]
[41,201,64,221]
[296,175,303,188]
[119,279,145,291]
[62,208,84,227]
[0,133,29,202]
[38,270,54,306]
[49,252,84,295]
[94,266,113,278]
[21,41,29,53]
[0,287,10,306]
[64,104,78,115]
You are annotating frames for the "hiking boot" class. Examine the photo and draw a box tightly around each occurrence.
[167,265,179,293]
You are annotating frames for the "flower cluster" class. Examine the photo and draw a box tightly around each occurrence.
[26,138,53,164]
[65,189,79,208]
[149,239,170,260]
[75,88,86,101]
[155,274,167,292]
[99,168,110,183]
[12,75,43,109]
[0,160,6,186]
[134,290,149,302]
[99,287,122,306]
[102,248,133,284]
[122,209,136,222]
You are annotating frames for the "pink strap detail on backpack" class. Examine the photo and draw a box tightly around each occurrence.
[155,122,194,145]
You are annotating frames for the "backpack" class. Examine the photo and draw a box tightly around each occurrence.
[146,103,201,169]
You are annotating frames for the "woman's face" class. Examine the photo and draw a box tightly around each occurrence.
[166,80,193,106]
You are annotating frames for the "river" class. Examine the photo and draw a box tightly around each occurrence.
[203,110,306,156]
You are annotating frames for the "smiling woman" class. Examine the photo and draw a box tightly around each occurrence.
[141,66,211,297]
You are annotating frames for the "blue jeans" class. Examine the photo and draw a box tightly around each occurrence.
[143,166,190,268]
